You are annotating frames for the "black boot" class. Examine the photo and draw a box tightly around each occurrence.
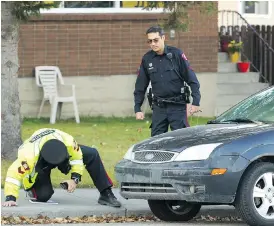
[98,188,121,208]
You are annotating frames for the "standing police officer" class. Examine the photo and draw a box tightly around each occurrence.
[134,26,201,136]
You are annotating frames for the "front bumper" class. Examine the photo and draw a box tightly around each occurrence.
[115,156,249,204]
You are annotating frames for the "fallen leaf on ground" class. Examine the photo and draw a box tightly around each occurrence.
[1,214,243,224]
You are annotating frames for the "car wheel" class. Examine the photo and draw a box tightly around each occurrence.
[236,162,274,226]
[148,200,201,221]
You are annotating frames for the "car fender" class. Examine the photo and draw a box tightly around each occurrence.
[241,144,274,162]
[217,145,274,202]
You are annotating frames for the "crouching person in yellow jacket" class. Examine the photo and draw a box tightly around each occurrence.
[2,128,121,208]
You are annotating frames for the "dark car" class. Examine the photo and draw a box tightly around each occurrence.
[115,86,274,226]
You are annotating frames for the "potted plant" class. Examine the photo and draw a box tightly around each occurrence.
[227,40,243,63]
[219,33,233,53]
[237,61,250,73]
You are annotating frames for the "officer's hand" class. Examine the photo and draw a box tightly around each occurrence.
[186,104,191,117]
[62,179,77,193]
[136,112,144,120]
[2,201,17,207]
[189,105,200,115]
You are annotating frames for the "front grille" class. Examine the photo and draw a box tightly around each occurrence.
[133,150,176,163]
[121,183,177,194]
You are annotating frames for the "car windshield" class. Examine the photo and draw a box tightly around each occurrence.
[211,86,274,124]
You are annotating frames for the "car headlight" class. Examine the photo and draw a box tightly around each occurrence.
[174,143,223,161]
[123,145,135,160]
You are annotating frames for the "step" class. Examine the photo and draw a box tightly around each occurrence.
[218,52,229,63]
[216,94,253,106]
[216,83,269,95]
[217,72,260,83]
[215,106,234,116]
[218,62,238,73]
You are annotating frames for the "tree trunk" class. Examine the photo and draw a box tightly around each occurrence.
[1,1,22,160]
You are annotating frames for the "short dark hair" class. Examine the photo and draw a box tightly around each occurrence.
[146,26,164,36]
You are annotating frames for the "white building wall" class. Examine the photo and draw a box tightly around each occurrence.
[18,73,218,119]
[218,1,274,27]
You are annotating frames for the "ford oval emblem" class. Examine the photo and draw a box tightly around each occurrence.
[145,153,154,160]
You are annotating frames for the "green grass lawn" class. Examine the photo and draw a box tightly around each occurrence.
[1,116,213,188]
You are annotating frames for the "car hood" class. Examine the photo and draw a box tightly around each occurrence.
[134,123,274,152]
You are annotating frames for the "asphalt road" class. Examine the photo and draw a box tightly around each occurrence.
[19,223,247,226]
[2,188,247,226]
[1,189,239,218]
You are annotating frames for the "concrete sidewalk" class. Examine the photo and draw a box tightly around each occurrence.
[1,189,238,218]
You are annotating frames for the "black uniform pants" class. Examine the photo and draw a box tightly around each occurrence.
[30,145,112,202]
[151,103,189,137]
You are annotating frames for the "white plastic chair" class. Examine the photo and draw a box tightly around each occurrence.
[142,82,152,115]
[35,66,80,124]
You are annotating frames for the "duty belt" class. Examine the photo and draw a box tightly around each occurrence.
[153,95,186,108]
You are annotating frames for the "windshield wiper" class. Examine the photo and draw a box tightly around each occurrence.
[207,119,236,124]
[207,119,219,124]
[211,118,264,124]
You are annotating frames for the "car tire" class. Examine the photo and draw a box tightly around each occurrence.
[148,200,201,222]
[236,162,274,226]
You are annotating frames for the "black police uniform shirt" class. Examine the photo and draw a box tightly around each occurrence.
[134,45,201,113]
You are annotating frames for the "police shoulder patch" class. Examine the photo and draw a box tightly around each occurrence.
[21,161,30,170]
[73,140,79,151]
[18,166,25,174]
[181,53,188,61]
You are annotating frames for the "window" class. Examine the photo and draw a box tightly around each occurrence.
[122,1,146,8]
[120,1,164,8]
[41,1,164,13]
[241,1,269,15]
[63,1,114,8]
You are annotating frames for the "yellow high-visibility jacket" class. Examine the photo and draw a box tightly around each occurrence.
[4,128,84,199]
